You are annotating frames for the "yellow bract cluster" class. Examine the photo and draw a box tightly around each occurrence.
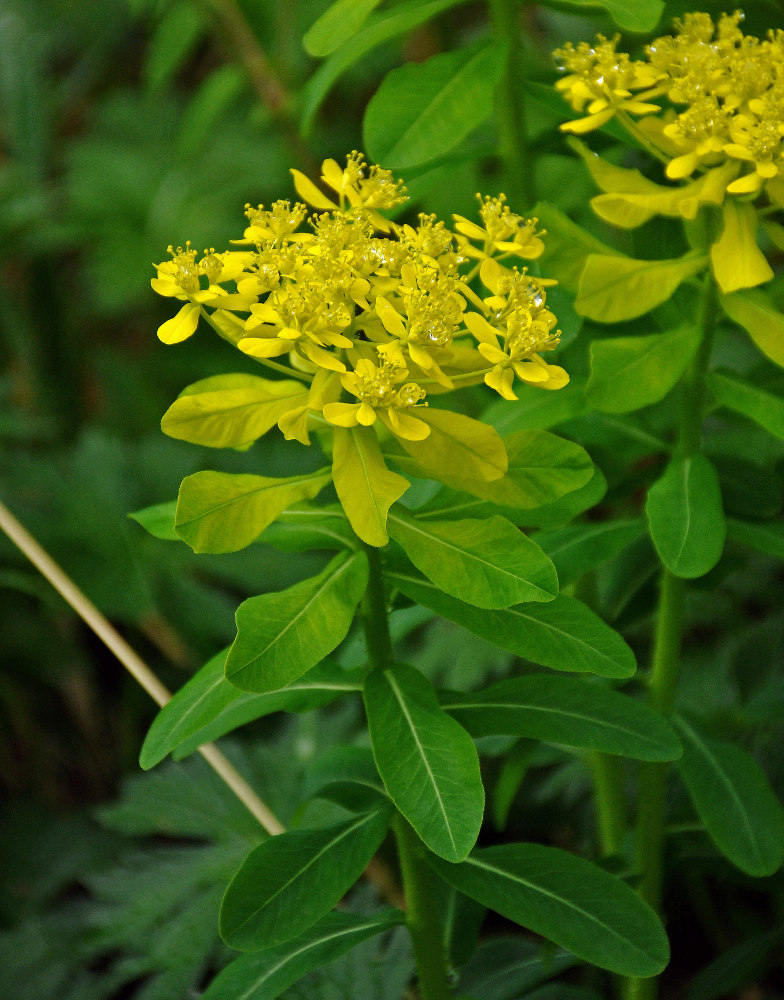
[555,11,784,202]
[152,153,567,450]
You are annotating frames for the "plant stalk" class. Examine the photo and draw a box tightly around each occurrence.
[624,273,718,1000]
[588,751,627,857]
[489,0,534,209]
[359,539,452,1000]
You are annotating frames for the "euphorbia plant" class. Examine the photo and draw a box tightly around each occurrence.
[134,152,680,998]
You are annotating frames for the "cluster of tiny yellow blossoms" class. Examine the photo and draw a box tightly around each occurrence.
[152,152,567,447]
[554,11,784,201]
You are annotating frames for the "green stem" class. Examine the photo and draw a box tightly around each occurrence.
[393,814,453,1000]
[624,274,717,1000]
[201,309,314,382]
[489,0,534,208]
[359,542,451,999]
[588,751,627,857]
[614,109,671,165]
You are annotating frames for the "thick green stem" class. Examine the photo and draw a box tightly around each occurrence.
[588,751,627,857]
[489,0,534,209]
[624,274,717,1000]
[359,542,451,999]
[394,815,453,1000]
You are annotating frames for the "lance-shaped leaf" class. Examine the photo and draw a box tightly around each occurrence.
[576,253,706,323]
[129,499,179,540]
[389,572,636,678]
[674,715,784,877]
[646,454,726,578]
[535,518,646,587]
[555,0,663,32]
[442,675,681,761]
[303,0,382,56]
[711,200,773,294]
[175,469,332,553]
[161,373,308,447]
[706,371,784,440]
[430,844,669,977]
[226,551,368,692]
[257,503,355,552]
[587,325,701,413]
[140,653,362,769]
[388,510,557,609]
[399,407,507,485]
[534,202,623,293]
[220,806,392,951]
[727,517,784,562]
[203,909,405,999]
[332,425,409,547]
[720,288,784,369]
[364,42,504,168]
[364,662,484,862]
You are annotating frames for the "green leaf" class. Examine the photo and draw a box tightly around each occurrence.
[442,675,681,761]
[646,454,726,578]
[726,517,784,561]
[706,370,784,440]
[174,469,331,553]
[535,518,646,587]
[161,373,307,448]
[140,654,362,770]
[553,0,663,32]
[128,499,179,540]
[400,408,508,485]
[220,807,392,950]
[364,43,504,168]
[685,926,784,1000]
[484,379,588,433]
[389,572,636,677]
[300,0,470,132]
[520,466,608,531]
[204,910,403,999]
[364,662,484,861]
[576,253,706,323]
[332,426,409,547]
[430,844,669,976]
[587,325,701,413]
[203,909,405,999]
[674,716,784,876]
[720,288,784,369]
[388,510,557,609]
[303,0,382,56]
[533,202,623,293]
[302,746,388,813]
[143,0,205,91]
[456,937,577,1000]
[225,551,368,692]
[257,503,355,552]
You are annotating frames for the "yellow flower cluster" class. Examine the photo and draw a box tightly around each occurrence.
[152,153,567,448]
[555,11,784,202]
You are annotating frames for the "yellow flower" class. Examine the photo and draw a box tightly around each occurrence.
[322,357,430,440]
[453,195,545,260]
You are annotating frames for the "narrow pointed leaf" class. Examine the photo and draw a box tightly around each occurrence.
[442,675,681,761]
[303,0,381,56]
[576,253,706,323]
[430,844,669,977]
[161,373,307,447]
[555,0,663,32]
[364,43,504,168]
[706,371,784,440]
[646,454,726,578]
[400,408,507,485]
[140,653,362,769]
[388,511,557,609]
[535,518,646,587]
[258,503,355,552]
[726,517,784,561]
[534,202,623,293]
[175,469,331,553]
[364,662,484,861]
[332,425,408,547]
[225,551,368,692]
[389,572,636,677]
[203,909,405,999]
[129,499,179,540]
[587,325,701,413]
[674,715,784,876]
[720,288,784,369]
[220,806,392,950]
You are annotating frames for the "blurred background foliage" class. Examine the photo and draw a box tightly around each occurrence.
[2,0,784,997]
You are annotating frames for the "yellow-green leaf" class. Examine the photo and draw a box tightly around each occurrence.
[576,253,706,323]
[720,288,784,369]
[587,325,701,413]
[332,426,409,547]
[399,408,507,485]
[706,371,784,440]
[533,202,623,293]
[710,200,773,294]
[175,469,331,553]
[161,373,308,448]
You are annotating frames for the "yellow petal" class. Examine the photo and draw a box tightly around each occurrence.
[378,408,431,441]
[464,311,501,346]
[560,107,615,135]
[157,302,200,344]
[356,400,377,426]
[375,295,407,337]
[322,402,361,427]
[710,200,773,294]
[290,169,337,211]
[302,342,347,372]
[666,152,699,180]
[238,336,293,358]
[485,366,517,400]
[277,405,311,445]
